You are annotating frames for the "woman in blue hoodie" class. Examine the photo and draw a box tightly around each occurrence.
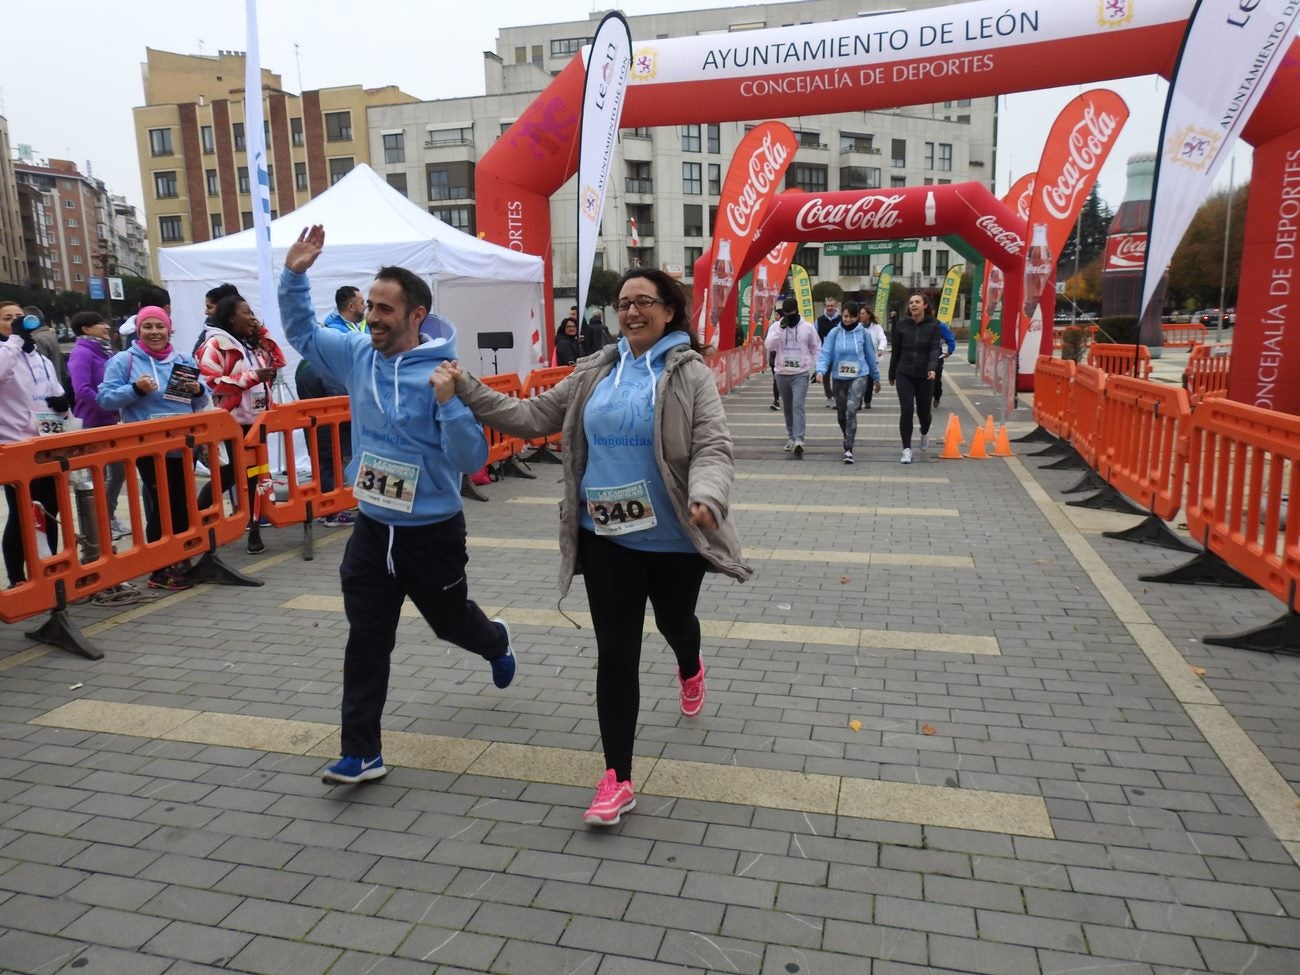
[814,300,881,465]
[97,306,210,590]
[441,268,751,827]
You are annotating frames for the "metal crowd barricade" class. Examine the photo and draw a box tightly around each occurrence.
[0,411,259,660]
[1141,396,1300,654]
[243,397,357,560]
[1182,344,1232,405]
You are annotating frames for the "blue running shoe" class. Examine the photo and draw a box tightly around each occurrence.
[321,754,387,784]
[490,618,516,689]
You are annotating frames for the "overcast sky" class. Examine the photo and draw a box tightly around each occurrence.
[4,0,1251,226]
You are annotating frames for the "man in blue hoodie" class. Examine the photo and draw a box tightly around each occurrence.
[324,285,367,334]
[279,224,515,786]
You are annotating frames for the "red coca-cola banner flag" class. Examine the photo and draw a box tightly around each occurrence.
[981,172,1035,337]
[1018,89,1130,381]
[696,122,797,351]
[1104,232,1147,271]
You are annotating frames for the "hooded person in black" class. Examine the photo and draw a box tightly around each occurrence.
[814,298,841,408]
[554,317,582,366]
[888,293,942,464]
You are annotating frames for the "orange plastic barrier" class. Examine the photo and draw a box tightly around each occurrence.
[1161,323,1207,348]
[1097,376,1190,521]
[1087,343,1152,379]
[243,397,356,527]
[1032,355,1076,440]
[1068,363,1108,470]
[480,374,528,465]
[1182,344,1232,405]
[0,411,254,657]
[707,353,729,395]
[1179,397,1300,614]
[522,366,572,456]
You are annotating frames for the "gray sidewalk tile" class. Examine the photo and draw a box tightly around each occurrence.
[226,934,341,975]
[52,945,172,975]
[60,906,170,949]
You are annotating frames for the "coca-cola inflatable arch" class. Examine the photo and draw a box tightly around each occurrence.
[731,184,1038,351]
[474,0,1299,402]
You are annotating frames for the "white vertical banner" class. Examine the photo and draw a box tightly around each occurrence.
[1140,0,1300,318]
[244,0,279,337]
[575,12,632,318]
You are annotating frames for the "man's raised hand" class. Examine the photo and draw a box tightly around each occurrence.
[285,225,325,274]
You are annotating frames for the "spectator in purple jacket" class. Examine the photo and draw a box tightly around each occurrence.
[67,311,128,538]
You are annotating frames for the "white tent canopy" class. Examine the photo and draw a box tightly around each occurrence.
[158,164,546,380]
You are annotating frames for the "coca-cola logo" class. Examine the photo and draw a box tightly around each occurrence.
[1040,103,1119,221]
[1105,233,1146,269]
[725,132,790,239]
[974,215,1024,256]
[795,194,904,233]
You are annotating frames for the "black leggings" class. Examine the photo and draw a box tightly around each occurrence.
[196,423,259,525]
[3,479,60,587]
[137,455,190,544]
[578,529,707,782]
[895,374,935,449]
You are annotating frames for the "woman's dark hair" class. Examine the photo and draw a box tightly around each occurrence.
[556,316,579,338]
[213,294,247,328]
[842,300,860,318]
[205,283,239,305]
[70,310,105,335]
[911,293,936,317]
[859,306,877,324]
[615,268,703,353]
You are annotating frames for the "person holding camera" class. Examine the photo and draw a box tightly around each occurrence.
[0,302,67,587]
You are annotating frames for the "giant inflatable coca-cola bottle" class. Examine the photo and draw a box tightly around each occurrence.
[1101,152,1168,354]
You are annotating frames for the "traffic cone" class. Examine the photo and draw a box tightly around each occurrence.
[983,414,996,443]
[967,426,990,459]
[940,414,964,459]
[993,425,1014,457]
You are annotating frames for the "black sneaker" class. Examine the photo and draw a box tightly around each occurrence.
[769,402,780,411]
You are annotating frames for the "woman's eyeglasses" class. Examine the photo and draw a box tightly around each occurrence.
[615,296,665,313]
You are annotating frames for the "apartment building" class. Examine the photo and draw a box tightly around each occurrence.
[132,48,418,277]
[0,116,28,287]
[369,0,996,301]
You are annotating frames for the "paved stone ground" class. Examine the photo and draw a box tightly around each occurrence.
[3,347,1299,975]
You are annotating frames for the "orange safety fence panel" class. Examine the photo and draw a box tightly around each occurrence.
[480,373,528,464]
[1097,376,1190,521]
[1161,323,1207,348]
[522,366,572,452]
[242,396,356,527]
[1183,344,1232,406]
[1032,355,1076,440]
[1087,342,1151,379]
[0,410,249,626]
[1068,363,1108,470]
[1181,397,1300,611]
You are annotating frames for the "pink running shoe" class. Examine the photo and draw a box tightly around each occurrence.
[678,660,707,717]
[583,769,636,826]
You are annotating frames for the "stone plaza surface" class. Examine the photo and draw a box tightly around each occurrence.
[3,346,1299,975]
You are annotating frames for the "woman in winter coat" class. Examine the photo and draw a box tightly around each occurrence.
[888,293,943,464]
[434,268,751,827]
[67,311,128,538]
[554,317,581,366]
[195,295,286,554]
[762,296,821,456]
[96,306,210,590]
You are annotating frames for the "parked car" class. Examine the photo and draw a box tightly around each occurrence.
[1198,308,1222,327]
[1224,307,1235,328]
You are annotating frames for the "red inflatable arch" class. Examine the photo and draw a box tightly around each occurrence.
[475,0,1300,404]
[709,182,1038,352]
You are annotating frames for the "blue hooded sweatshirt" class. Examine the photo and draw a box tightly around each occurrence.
[279,267,486,526]
[579,330,694,553]
[937,321,957,356]
[815,322,880,383]
[324,310,367,334]
[97,344,211,423]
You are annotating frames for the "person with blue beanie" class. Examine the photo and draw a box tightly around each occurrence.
[279,225,515,787]
[439,268,751,826]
